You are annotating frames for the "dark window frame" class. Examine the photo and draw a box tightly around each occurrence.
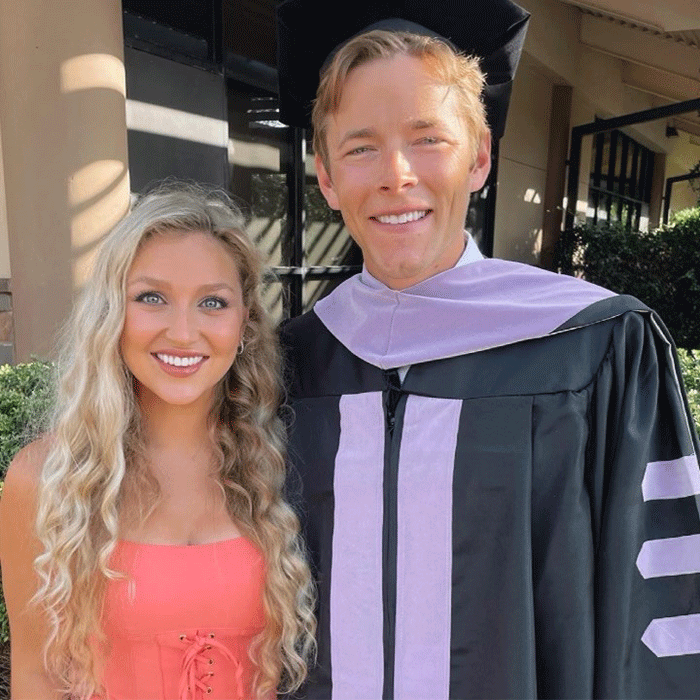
[587,128,654,230]
[122,1,223,72]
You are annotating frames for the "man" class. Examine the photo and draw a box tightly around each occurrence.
[277,2,700,697]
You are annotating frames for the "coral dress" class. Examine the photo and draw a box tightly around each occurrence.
[99,537,266,700]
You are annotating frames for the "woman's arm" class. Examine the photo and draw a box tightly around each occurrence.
[0,441,61,699]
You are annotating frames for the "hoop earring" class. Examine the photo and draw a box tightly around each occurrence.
[237,336,247,356]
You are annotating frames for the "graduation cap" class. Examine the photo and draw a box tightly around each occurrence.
[276,0,530,141]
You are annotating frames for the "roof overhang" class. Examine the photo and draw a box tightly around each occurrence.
[561,1,700,33]
[559,1,700,137]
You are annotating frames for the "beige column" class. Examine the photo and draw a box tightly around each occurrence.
[540,84,573,271]
[648,152,667,230]
[0,0,129,361]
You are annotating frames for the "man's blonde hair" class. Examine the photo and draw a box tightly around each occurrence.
[312,29,489,172]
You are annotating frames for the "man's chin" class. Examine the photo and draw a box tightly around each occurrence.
[369,265,431,291]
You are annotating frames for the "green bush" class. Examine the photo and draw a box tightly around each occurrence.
[0,480,5,646]
[0,362,53,481]
[0,361,53,646]
[0,579,6,646]
[557,208,700,349]
[658,209,700,349]
[678,349,700,439]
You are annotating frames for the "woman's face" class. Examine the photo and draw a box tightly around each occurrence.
[120,230,248,411]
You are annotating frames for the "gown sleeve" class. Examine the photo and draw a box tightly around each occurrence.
[586,310,700,698]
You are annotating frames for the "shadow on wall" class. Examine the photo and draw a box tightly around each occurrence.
[124,47,229,193]
[505,226,543,266]
[0,10,130,360]
[495,179,545,266]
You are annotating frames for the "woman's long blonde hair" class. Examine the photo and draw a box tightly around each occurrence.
[33,183,315,698]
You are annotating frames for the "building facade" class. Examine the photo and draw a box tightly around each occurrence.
[1,0,699,363]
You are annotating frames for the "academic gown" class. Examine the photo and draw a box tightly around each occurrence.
[280,257,700,700]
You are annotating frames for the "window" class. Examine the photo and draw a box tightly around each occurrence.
[228,78,362,321]
[587,129,654,231]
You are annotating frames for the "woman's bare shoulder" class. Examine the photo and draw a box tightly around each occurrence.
[0,437,53,564]
[2,436,53,497]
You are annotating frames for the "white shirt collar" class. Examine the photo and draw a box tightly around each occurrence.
[456,231,484,266]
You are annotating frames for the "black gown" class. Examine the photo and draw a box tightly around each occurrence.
[281,259,700,699]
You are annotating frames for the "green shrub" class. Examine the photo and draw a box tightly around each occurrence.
[0,361,53,481]
[678,349,700,438]
[0,361,53,646]
[0,582,6,645]
[658,209,700,349]
[557,208,700,349]
[0,481,5,646]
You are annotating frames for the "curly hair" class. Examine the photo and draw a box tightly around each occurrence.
[32,183,315,698]
[312,29,488,173]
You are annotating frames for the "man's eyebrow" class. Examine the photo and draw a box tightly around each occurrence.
[337,127,375,149]
[335,120,445,150]
[411,118,444,130]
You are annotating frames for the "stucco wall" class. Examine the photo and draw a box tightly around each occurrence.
[665,133,700,214]
[494,59,553,263]
[518,0,581,86]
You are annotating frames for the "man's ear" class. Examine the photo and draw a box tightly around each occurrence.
[315,154,340,210]
[468,131,492,193]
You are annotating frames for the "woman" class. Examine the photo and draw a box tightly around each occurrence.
[0,184,315,699]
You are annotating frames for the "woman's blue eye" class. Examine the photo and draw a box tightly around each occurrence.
[136,292,163,304]
[201,297,228,309]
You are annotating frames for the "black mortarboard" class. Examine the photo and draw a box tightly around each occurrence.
[276,0,530,140]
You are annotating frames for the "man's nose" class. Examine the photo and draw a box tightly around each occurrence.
[379,148,418,192]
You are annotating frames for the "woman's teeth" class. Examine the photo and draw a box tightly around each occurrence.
[156,354,203,367]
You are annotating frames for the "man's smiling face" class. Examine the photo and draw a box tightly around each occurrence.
[316,53,491,290]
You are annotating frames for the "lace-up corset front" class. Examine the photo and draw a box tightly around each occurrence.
[100,537,266,700]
